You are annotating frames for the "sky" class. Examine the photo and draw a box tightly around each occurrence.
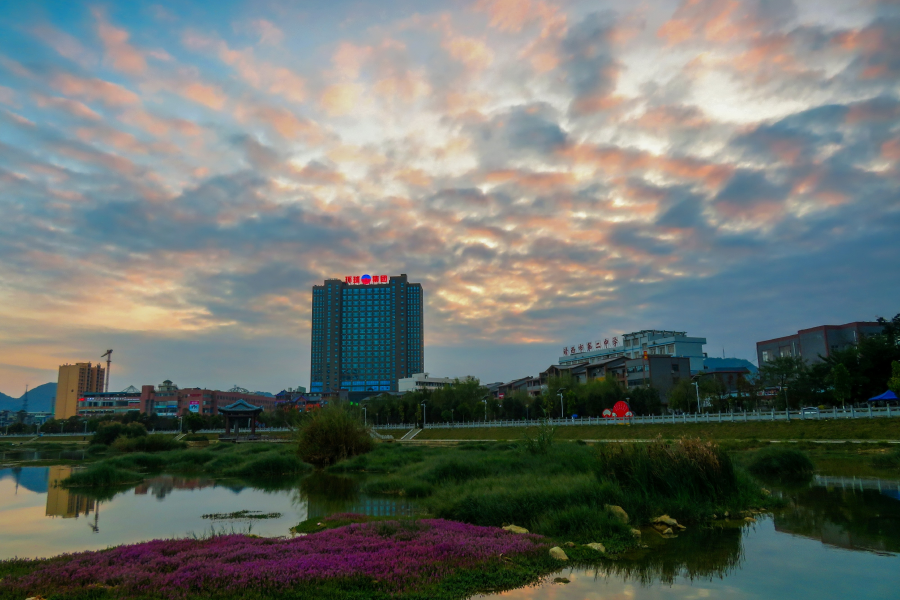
[0,0,898,396]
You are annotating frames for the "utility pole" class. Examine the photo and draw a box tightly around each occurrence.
[693,381,701,414]
[558,388,565,419]
[101,350,113,393]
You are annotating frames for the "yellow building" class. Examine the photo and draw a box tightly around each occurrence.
[55,362,105,420]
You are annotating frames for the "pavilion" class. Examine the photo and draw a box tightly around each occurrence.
[219,400,263,439]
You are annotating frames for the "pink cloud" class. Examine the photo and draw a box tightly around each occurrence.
[247,19,284,45]
[51,73,140,107]
[320,83,362,116]
[33,94,102,120]
[121,108,202,137]
[32,24,97,67]
[93,9,148,75]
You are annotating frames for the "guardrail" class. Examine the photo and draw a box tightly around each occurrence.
[374,405,900,430]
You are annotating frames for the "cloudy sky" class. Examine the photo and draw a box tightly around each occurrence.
[0,0,898,395]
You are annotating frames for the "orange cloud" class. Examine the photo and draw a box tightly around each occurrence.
[236,102,325,143]
[180,81,227,109]
[444,35,494,70]
[474,0,560,33]
[320,83,362,116]
[121,109,202,137]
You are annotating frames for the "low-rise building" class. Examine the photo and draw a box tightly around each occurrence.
[398,373,475,393]
[757,322,884,365]
[139,381,279,417]
[560,330,707,373]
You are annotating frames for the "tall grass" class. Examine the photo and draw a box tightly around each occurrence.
[355,440,770,547]
[748,446,814,480]
[111,434,186,453]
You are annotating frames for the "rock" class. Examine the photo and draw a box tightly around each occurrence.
[744,517,756,523]
[724,511,730,518]
[605,504,629,524]
[631,528,642,537]
[502,525,529,534]
[549,546,569,560]
[564,541,576,548]
[553,577,570,584]
[761,488,771,496]
[585,542,606,553]
[663,527,674,536]
[652,515,679,527]
[711,514,718,520]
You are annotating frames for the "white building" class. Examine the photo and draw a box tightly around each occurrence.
[560,330,708,374]
[398,373,473,393]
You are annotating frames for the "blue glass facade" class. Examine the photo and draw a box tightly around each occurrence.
[310,274,424,394]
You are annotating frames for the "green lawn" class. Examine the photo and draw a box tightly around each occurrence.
[412,418,900,442]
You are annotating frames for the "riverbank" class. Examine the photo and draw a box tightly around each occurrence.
[395,418,900,442]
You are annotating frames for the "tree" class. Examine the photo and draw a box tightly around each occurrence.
[668,379,696,414]
[184,412,205,433]
[831,363,852,408]
[889,361,900,397]
[759,356,805,409]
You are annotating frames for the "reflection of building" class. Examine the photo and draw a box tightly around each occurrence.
[133,475,216,500]
[45,466,95,518]
[757,322,884,365]
[301,496,417,522]
[310,274,424,397]
[55,362,106,419]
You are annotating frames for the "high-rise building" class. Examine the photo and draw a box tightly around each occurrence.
[757,321,884,365]
[310,274,424,395]
[55,362,105,420]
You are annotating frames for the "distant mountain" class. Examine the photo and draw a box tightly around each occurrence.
[0,382,56,413]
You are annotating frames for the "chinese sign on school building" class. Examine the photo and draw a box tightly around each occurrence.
[563,336,621,356]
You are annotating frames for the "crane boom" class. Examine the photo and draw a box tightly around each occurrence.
[100,349,113,393]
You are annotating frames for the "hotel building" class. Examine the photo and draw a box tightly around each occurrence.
[55,362,106,420]
[560,330,708,373]
[310,274,424,395]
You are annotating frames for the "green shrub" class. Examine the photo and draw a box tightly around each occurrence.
[535,504,631,544]
[108,452,168,472]
[85,444,108,456]
[297,405,374,467]
[110,434,186,453]
[183,434,209,442]
[748,446,814,480]
[91,422,147,446]
[63,464,142,487]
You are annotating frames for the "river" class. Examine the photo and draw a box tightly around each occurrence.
[0,465,898,598]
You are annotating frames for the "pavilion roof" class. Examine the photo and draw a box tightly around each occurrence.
[219,399,263,414]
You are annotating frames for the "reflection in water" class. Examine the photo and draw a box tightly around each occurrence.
[292,472,418,522]
[134,475,218,500]
[46,466,95,519]
[772,476,900,554]
[599,523,745,585]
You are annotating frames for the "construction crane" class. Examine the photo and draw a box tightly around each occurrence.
[100,349,113,393]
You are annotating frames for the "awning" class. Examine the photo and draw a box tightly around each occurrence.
[868,390,898,402]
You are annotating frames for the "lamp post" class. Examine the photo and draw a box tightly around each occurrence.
[784,386,790,421]
[482,396,488,422]
[363,406,367,427]
[451,408,454,423]
[421,402,426,429]
[178,416,183,434]
[693,381,701,414]
[557,388,565,419]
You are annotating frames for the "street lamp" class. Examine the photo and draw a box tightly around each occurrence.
[363,406,367,427]
[557,388,565,419]
[421,402,427,429]
[482,396,488,422]
[692,382,701,414]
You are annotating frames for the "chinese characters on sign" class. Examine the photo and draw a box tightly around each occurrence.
[563,335,621,356]
[344,274,389,284]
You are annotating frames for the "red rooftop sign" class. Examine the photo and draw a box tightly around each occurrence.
[344,275,389,284]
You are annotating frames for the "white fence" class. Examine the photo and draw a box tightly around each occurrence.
[373,405,900,431]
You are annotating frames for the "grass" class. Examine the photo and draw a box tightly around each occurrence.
[747,446,815,480]
[62,463,144,487]
[412,418,900,442]
[337,440,772,551]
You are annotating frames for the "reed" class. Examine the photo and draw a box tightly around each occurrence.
[62,463,143,487]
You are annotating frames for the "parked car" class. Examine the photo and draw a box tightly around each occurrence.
[801,406,819,416]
